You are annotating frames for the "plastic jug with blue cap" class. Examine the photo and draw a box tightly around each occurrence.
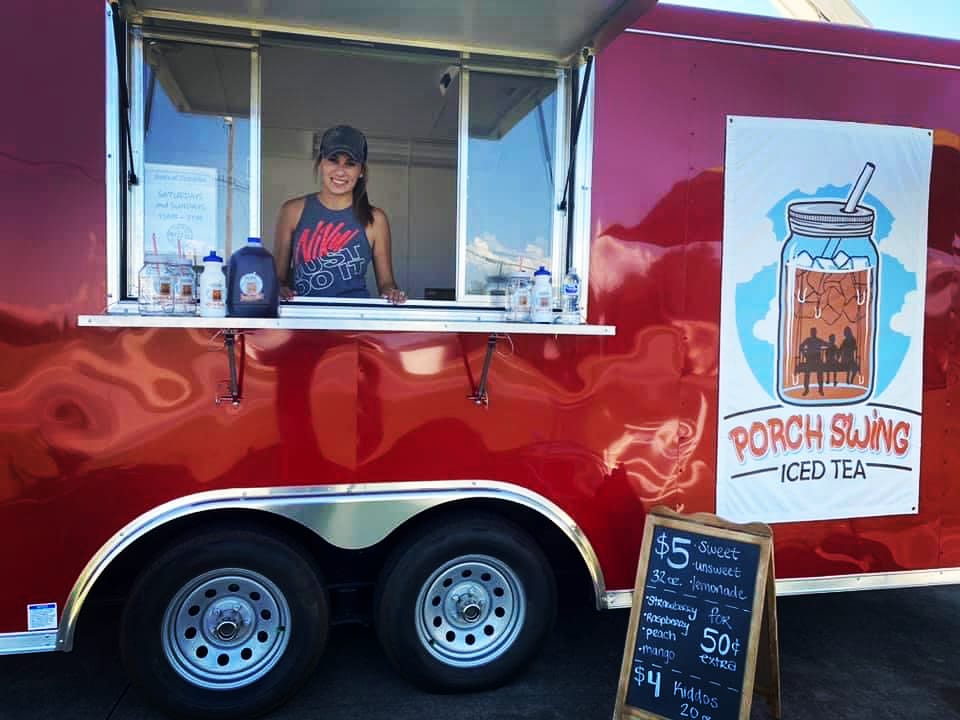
[226,237,279,318]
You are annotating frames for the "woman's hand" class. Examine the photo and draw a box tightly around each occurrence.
[381,286,406,304]
[280,284,295,301]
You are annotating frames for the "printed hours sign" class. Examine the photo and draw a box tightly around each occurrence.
[614,508,780,720]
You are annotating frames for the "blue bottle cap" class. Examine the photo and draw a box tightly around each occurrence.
[534,265,551,276]
[203,251,223,263]
[247,236,263,244]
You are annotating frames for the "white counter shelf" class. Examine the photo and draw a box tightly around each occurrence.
[78,306,614,407]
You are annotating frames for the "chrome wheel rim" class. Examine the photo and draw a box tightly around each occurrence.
[415,554,525,667]
[161,569,290,689]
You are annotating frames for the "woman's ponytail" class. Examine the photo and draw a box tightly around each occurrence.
[353,169,374,227]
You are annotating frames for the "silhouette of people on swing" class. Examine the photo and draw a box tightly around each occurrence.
[797,326,859,396]
[839,325,859,384]
[798,327,828,396]
[826,333,840,386]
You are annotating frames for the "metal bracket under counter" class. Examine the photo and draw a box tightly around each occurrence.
[77,313,616,408]
[469,333,501,406]
[218,330,245,406]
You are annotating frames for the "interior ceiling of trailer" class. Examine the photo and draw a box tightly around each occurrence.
[147,40,557,143]
[145,41,251,116]
[127,0,659,62]
[260,47,460,141]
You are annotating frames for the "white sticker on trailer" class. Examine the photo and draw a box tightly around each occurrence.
[27,603,57,631]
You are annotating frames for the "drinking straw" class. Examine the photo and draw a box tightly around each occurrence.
[843,162,876,213]
[152,233,158,254]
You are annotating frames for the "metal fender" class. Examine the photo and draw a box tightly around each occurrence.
[56,480,607,652]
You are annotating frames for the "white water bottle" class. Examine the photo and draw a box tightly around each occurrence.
[199,251,227,318]
[558,267,582,324]
[530,266,554,323]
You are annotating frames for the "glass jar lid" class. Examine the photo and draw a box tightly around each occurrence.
[787,200,874,238]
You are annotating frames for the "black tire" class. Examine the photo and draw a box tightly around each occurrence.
[375,513,557,692]
[119,528,329,719]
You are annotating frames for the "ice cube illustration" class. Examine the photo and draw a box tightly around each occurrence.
[794,249,816,269]
[832,251,852,269]
[820,288,843,325]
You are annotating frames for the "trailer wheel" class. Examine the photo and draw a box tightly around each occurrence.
[375,514,556,692]
[120,528,328,719]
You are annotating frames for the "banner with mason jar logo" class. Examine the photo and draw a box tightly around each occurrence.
[716,117,932,523]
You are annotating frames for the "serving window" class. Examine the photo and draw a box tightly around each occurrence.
[260,42,460,302]
[110,14,590,316]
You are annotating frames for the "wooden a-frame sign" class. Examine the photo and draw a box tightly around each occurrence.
[613,506,781,720]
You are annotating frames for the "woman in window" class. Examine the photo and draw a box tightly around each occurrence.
[274,125,406,303]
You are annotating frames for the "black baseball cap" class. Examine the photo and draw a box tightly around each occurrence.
[319,125,368,164]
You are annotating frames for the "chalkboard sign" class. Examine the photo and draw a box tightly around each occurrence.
[614,507,780,720]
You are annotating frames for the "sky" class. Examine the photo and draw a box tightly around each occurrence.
[662,0,960,40]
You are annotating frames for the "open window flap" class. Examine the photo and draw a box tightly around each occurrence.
[125,0,659,63]
[145,40,251,118]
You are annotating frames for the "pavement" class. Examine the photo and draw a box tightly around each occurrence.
[2,587,960,719]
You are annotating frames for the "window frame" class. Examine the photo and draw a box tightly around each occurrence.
[107,17,595,321]
[455,64,571,306]
[105,1,121,308]
[123,27,260,298]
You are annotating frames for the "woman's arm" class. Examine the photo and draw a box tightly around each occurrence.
[369,207,406,304]
[274,198,304,300]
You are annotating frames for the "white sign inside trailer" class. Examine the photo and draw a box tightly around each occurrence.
[143,163,219,259]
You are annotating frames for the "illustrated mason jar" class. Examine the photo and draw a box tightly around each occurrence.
[777,198,879,405]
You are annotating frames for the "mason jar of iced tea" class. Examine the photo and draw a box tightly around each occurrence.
[776,200,879,405]
[138,253,175,315]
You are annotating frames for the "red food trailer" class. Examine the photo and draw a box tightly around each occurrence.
[2,0,958,717]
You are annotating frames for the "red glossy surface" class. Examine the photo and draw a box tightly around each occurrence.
[1,3,959,635]
[592,5,960,581]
